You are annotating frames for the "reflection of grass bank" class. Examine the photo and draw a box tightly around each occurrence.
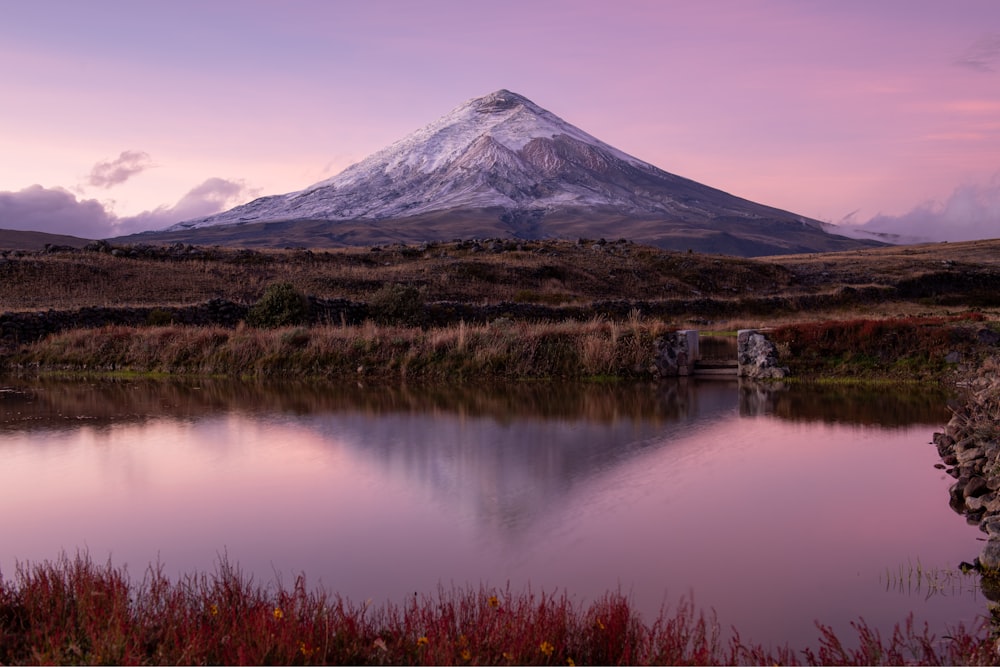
[5,319,671,382]
[0,552,992,666]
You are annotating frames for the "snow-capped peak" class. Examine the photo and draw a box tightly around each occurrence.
[303,89,645,192]
[171,89,663,230]
[171,88,855,245]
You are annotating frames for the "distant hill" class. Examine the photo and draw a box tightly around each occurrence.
[0,229,93,251]
[114,90,884,257]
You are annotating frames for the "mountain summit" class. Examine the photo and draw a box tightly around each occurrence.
[160,90,881,255]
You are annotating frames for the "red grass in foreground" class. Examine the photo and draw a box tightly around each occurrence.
[0,553,995,665]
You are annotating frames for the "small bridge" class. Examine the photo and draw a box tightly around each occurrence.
[693,334,739,377]
[653,329,787,379]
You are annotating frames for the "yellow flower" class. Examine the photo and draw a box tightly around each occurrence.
[416,636,429,647]
[299,641,314,657]
[272,606,284,620]
[540,640,554,657]
[502,651,514,661]
[209,603,219,616]
[596,617,606,630]
[487,595,500,609]
[460,648,472,661]
[567,659,576,666]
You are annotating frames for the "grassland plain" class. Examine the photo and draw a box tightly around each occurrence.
[1,237,1000,379]
[3,238,1000,664]
[1,237,999,315]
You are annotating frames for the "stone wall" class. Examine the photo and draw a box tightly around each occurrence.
[0,298,367,348]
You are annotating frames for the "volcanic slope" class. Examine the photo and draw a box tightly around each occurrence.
[124,90,883,256]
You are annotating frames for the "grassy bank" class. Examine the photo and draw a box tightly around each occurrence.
[0,552,992,666]
[769,313,995,381]
[4,318,671,382]
[3,312,995,383]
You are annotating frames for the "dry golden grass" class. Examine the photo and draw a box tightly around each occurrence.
[15,318,674,381]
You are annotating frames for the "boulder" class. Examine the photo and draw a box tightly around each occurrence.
[950,477,971,511]
[965,476,991,498]
[956,445,986,465]
[981,538,1000,571]
[737,330,789,379]
[981,515,1000,537]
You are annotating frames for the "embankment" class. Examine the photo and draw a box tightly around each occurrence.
[2,313,996,383]
[0,319,673,382]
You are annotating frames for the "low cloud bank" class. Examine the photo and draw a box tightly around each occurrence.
[859,179,1000,243]
[0,186,113,238]
[116,178,259,234]
[0,179,256,240]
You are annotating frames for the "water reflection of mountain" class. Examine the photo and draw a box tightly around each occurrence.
[1,376,952,540]
[297,380,738,536]
[0,376,741,538]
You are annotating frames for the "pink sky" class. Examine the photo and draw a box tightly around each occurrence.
[1,0,998,241]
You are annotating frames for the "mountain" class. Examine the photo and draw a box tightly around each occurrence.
[123,90,883,256]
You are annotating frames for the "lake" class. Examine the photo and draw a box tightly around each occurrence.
[0,376,987,649]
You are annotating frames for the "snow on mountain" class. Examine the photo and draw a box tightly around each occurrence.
[170,89,812,231]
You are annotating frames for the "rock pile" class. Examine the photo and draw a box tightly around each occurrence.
[933,356,1000,569]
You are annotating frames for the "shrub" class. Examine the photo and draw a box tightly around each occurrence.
[247,283,310,328]
[369,283,425,326]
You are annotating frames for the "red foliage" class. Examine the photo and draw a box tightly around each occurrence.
[770,314,986,368]
[0,552,994,665]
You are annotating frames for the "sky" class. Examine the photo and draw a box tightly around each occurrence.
[1,0,999,242]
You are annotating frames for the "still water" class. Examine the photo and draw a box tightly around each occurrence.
[0,377,987,648]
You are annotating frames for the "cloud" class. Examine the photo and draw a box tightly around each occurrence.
[954,33,1000,73]
[860,177,1000,242]
[118,178,259,234]
[0,178,257,239]
[0,185,114,238]
[87,150,155,188]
